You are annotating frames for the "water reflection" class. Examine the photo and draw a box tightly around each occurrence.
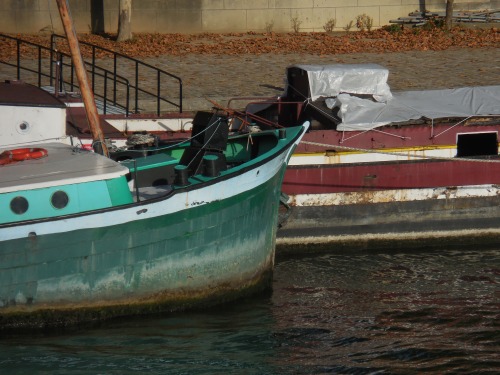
[271,249,500,373]
[1,300,277,374]
[1,248,498,374]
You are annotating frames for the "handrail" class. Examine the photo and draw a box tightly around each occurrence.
[0,33,131,115]
[52,52,131,115]
[51,34,183,114]
[0,33,183,115]
[0,35,48,86]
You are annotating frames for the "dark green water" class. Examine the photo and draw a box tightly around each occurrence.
[1,248,499,374]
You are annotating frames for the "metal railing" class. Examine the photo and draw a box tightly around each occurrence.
[51,51,131,115]
[51,34,183,115]
[0,33,183,115]
[0,33,131,115]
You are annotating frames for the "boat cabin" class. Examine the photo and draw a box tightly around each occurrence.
[0,143,132,224]
[0,81,67,148]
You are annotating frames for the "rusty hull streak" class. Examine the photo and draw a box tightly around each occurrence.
[289,185,500,207]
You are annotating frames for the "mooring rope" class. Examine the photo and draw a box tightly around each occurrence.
[126,133,157,146]
[185,117,223,170]
[100,115,225,153]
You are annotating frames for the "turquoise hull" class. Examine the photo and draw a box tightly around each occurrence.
[0,121,307,330]
[0,172,282,329]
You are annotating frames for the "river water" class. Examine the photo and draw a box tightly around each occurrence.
[1,247,499,374]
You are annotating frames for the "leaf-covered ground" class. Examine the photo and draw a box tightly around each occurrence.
[1,26,498,59]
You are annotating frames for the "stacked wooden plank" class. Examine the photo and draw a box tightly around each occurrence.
[390,10,499,26]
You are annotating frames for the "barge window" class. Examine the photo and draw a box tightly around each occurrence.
[456,132,498,157]
[51,190,69,209]
[10,196,29,214]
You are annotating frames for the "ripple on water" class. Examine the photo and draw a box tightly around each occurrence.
[0,248,498,374]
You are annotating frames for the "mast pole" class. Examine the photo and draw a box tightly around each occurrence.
[55,0,108,156]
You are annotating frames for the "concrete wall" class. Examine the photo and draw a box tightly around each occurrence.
[0,1,498,34]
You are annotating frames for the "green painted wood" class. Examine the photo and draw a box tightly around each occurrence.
[106,177,135,206]
[0,178,134,224]
[0,171,283,318]
[0,124,305,328]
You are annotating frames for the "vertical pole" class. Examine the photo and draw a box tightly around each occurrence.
[104,70,108,114]
[445,0,454,30]
[16,40,20,80]
[50,35,54,87]
[157,70,160,116]
[91,45,96,93]
[113,55,117,105]
[55,0,108,156]
[54,56,60,97]
[37,47,42,87]
[135,61,139,114]
[179,80,183,113]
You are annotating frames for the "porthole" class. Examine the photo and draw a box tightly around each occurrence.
[51,190,69,209]
[16,121,32,134]
[10,196,29,215]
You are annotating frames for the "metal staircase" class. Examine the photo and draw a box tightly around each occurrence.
[0,33,183,116]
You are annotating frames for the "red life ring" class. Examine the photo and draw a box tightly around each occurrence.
[0,147,48,165]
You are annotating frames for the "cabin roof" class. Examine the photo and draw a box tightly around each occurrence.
[0,80,66,108]
[0,143,129,193]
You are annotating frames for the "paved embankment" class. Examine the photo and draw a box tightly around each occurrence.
[138,47,500,111]
[1,45,498,112]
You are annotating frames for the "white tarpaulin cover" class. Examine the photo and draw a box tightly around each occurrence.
[286,64,500,131]
[327,86,500,131]
[289,64,393,102]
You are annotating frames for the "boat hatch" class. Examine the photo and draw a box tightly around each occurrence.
[456,132,498,157]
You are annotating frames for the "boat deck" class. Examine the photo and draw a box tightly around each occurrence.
[133,185,173,202]
[0,143,129,193]
[0,81,66,108]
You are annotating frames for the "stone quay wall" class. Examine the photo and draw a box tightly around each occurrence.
[1,1,498,34]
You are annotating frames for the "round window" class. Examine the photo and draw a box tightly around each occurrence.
[10,196,29,214]
[51,190,69,209]
[16,121,32,134]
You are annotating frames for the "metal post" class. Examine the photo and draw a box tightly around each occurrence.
[16,40,20,80]
[125,83,130,116]
[37,47,42,87]
[113,55,117,105]
[54,57,60,97]
[92,45,96,93]
[135,61,139,114]
[104,70,108,114]
[157,70,160,115]
[179,81,183,113]
[50,35,55,87]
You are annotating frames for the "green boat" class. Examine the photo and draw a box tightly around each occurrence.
[0,100,307,330]
[0,0,308,330]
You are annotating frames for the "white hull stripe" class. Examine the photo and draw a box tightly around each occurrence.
[2,152,290,242]
[289,147,458,166]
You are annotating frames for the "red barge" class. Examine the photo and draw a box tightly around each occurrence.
[242,64,500,251]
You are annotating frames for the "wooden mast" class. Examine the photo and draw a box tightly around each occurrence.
[55,0,108,156]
